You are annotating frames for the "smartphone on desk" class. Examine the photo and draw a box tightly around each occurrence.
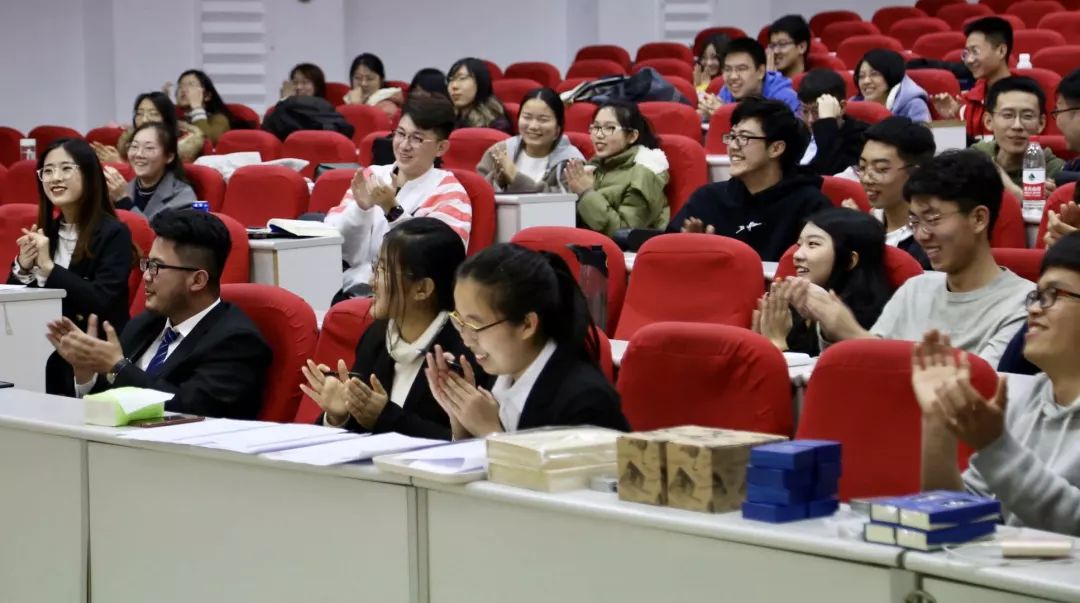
[130,414,204,428]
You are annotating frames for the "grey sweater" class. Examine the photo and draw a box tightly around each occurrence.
[475,135,584,194]
[964,374,1080,535]
[870,269,1032,367]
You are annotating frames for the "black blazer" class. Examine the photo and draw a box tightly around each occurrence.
[517,346,630,432]
[325,318,486,440]
[98,302,272,419]
[8,215,132,333]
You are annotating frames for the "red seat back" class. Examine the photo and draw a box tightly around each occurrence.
[324,82,350,107]
[574,45,632,71]
[28,125,81,157]
[214,129,282,160]
[636,42,694,64]
[992,190,1027,249]
[567,59,628,79]
[565,131,595,158]
[282,130,357,180]
[821,21,881,51]
[293,296,376,423]
[335,104,392,146]
[116,210,153,306]
[564,102,598,133]
[358,130,391,167]
[912,31,968,60]
[1036,182,1075,248]
[1014,30,1067,60]
[776,243,924,290]
[504,62,562,88]
[182,163,226,212]
[221,283,317,422]
[0,127,23,167]
[873,6,928,33]
[907,69,961,118]
[1007,0,1066,28]
[615,233,764,340]
[1034,135,1078,161]
[666,76,698,108]
[638,101,701,141]
[695,27,749,55]
[821,175,871,212]
[916,0,966,16]
[491,78,543,105]
[657,134,707,216]
[632,59,694,83]
[706,75,725,95]
[449,168,495,256]
[481,60,504,81]
[889,17,951,49]
[810,10,863,36]
[85,126,125,148]
[992,248,1044,282]
[797,339,998,500]
[843,100,894,125]
[806,53,851,73]
[1038,12,1080,44]
[221,165,309,226]
[443,128,510,172]
[226,103,260,128]
[556,77,590,94]
[0,160,38,206]
[0,204,38,281]
[704,104,737,154]
[511,226,628,334]
[838,35,904,69]
[1032,46,1080,77]
[308,168,355,214]
[617,322,793,435]
[980,0,1023,12]
[938,3,994,29]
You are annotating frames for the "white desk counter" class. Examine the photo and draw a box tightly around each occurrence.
[495,192,577,243]
[707,153,731,183]
[249,234,343,313]
[0,285,65,392]
[420,480,910,603]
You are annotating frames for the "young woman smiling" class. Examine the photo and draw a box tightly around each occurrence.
[342,53,403,118]
[105,122,196,219]
[447,58,511,133]
[92,92,206,164]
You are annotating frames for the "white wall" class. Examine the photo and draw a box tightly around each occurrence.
[1,0,923,132]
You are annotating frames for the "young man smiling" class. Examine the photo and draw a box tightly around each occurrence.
[667,98,831,261]
[717,38,800,115]
[325,94,472,301]
[768,15,811,80]
[806,150,1032,367]
[932,17,1014,141]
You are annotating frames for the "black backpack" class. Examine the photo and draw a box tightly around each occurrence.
[261,96,355,141]
[570,67,692,106]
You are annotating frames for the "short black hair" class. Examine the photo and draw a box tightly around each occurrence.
[402,94,456,141]
[731,98,810,173]
[150,209,231,289]
[903,150,1004,236]
[770,15,811,59]
[289,63,327,99]
[1043,231,1080,275]
[1057,67,1080,105]
[986,75,1047,115]
[408,67,449,100]
[963,16,1014,61]
[797,68,846,104]
[349,53,386,83]
[863,116,936,166]
[723,37,768,69]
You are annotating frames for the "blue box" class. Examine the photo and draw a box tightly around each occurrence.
[807,497,839,518]
[749,442,815,470]
[813,474,839,498]
[746,465,815,489]
[816,461,841,482]
[741,501,808,523]
[789,440,842,463]
[746,483,814,505]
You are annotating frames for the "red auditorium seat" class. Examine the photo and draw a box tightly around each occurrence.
[492,78,543,105]
[639,102,701,140]
[443,128,510,172]
[482,59,504,81]
[1034,135,1078,161]
[221,165,309,226]
[1013,30,1067,60]
[617,323,793,435]
[615,233,764,340]
[777,244,923,290]
[511,226,627,334]
[810,10,862,36]
[992,248,1045,282]
[226,103,260,128]
[806,53,850,72]
[116,210,154,306]
[556,77,590,94]
[0,160,38,205]
[1036,182,1075,248]
[503,102,519,134]
[796,339,999,500]
[293,296,376,424]
[0,204,37,281]
[912,31,967,60]
[0,164,6,200]
[565,131,595,158]
[1038,12,1080,45]
[28,125,81,157]
[632,59,694,83]
[657,134,707,217]
[666,77,698,108]
[821,21,881,51]
[706,75,725,94]
[992,190,1028,249]
[182,163,226,212]
[566,59,628,79]
[357,130,390,167]
[564,102,598,134]
[574,45,632,71]
[980,0,1024,12]
[838,36,904,69]
[214,129,283,160]
[636,42,694,64]
[449,168,495,256]
[282,130,358,180]
[821,175,871,212]
[221,283,317,422]
[336,104,392,146]
[704,104,737,154]
[695,27,748,55]
[915,0,966,16]
[889,17,951,49]
[307,168,355,214]
[938,3,994,30]
[85,126,125,148]
[843,101,893,125]
[324,82,350,107]
[872,6,928,33]
[907,69,961,118]
[1007,0,1066,29]
[1033,46,1080,77]
[0,127,22,167]
[505,62,562,88]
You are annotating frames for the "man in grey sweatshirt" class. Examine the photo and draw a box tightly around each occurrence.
[912,231,1080,535]
[807,150,1032,367]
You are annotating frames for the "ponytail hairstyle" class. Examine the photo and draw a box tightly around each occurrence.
[456,243,600,366]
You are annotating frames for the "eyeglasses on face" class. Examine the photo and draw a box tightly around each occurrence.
[588,123,626,137]
[1050,106,1080,118]
[907,210,964,233]
[992,110,1041,126]
[393,129,435,147]
[853,163,912,183]
[1026,286,1080,310]
[767,41,794,50]
[37,163,80,181]
[448,310,507,335]
[139,258,200,277]
[721,132,768,147]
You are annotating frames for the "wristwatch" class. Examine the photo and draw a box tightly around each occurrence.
[385,204,405,222]
[108,358,133,383]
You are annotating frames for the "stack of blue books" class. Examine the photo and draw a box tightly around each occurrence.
[740,440,841,523]
[864,491,1001,551]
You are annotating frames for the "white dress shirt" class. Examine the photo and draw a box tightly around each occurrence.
[386,312,449,407]
[491,340,557,432]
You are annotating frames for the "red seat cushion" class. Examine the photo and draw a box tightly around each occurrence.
[214,130,283,161]
[221,165,309,226]
[442,128,511,172]
[282,130,358,180]
[182,163,226,212]
[657,134,707,217]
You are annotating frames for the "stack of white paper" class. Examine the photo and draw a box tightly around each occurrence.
[390,439,488,475]
[117,418,271,443]
[261,433,444,466]
[183,423,353,454]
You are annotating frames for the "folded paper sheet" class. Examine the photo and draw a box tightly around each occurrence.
[84,387,172,426]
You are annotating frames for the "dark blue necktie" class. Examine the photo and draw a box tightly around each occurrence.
[146,328,179,376]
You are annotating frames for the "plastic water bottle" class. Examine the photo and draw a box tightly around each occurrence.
[19,139,35,161]
[1022,139,1047,214]
[1017,53,1033,69]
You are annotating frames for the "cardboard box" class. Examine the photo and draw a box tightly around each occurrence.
[617,430,674,506]
[664,427,787,513]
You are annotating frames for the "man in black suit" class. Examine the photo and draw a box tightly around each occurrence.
[46,210,271,419]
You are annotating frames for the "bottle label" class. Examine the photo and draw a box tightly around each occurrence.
[1022,168,1046,203]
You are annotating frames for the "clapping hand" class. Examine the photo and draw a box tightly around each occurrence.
[680,217,715,234]
[752,280,794,351]
[1046,200,1080,248]
[45,315,123,382]
[19,226,51,276]
[564,159,595,196]
[931,93,960,120]
[424,344,501,439]
[103,166,128,203]
[490,144,517,185]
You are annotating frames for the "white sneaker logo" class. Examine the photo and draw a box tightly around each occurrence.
[736,221,763,234]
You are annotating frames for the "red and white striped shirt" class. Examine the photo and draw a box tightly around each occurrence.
[325,164,472,290]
